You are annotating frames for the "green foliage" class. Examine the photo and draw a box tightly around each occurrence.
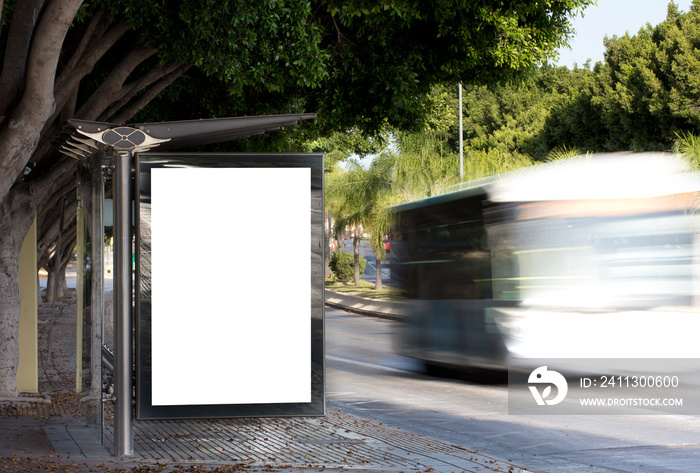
[546,145,587,162]
[459,81,551,158]
[1,1,13,27]
[445,65,605,160]
[462,149,534,180]
[673,131,700,169]
[544,2,700,152]
[539,66,614,152]
[303,128,391,172]
[101,0,328,94]
[329,251,366,283]
[434,2,700,162]
[326,150,396,268]
[325,278,406,300]
[110,0,593,138]
[322,4,700,296]
[392,131,459,199]
[310,0,593,134]
[594,3,700,150]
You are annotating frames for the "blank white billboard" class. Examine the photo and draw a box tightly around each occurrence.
[149,167,311,406]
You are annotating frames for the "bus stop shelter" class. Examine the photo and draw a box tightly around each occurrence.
[56,114,324,456]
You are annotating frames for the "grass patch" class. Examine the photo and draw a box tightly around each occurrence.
[325,278,407,301]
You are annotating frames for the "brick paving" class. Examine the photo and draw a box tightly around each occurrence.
[1,287,535,473]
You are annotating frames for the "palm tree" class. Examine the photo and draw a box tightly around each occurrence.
[326,156,393,287]
[546,145,587,162]
[674,131,700,169]
[363,195,398,290]
[392,131,460,200]
[326,129,537,288]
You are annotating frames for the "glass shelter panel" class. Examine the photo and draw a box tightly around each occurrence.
[76,151,105,438]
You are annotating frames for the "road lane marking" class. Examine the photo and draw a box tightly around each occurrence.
[484,432,519,439]
[364,260,391,278]
[326,355,412,374]
[517,442,557,450]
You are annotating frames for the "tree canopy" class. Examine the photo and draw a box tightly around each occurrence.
[423,1,700,162]
[0,0,592,396]
[593,1,700,150]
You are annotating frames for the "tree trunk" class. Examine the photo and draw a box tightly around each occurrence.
[36,179,77,257]
[353,232,361,286]
[45,255,68,302]
[58,231,76,296]
[44,224,76,303]
[375,255,382,290]
[59,256,70,294]
[36,273,42,308]
[0,231,21,397]
[0,191,35,397]
[0,153,77,395]
[45,260,56,303]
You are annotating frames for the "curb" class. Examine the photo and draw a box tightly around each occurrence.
[324,290,406,320]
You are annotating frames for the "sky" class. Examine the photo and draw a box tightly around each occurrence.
[555,0,694,67]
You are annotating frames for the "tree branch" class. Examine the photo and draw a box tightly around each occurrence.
[38,197,77,267]
[53,5,109,93]
[54,17,130,112]
[39,187,77,238]
[112,63,191,124]
[0,0,45,121]
[26,154,78,207]
[28,85,79,169]
[99,61,184,122]
[0,0,84,204]
[38,179,77,227]
[31,72,79,168]
[76,45,157,121]
[60,86,79,124]
[30,16,128,170]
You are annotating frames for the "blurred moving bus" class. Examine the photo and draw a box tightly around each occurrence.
[391,153,700,371]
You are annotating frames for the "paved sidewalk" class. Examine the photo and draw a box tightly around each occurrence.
[1,288,536,473]
[324,290,407,320]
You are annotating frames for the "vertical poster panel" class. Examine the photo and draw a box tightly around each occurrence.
[137,153,324,419]
[151,167,310,405]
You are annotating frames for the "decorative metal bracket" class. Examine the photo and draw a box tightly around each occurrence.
[76,126,170,153]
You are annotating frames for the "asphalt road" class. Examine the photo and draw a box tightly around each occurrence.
[325,306,700,473]
[340,238,398,286]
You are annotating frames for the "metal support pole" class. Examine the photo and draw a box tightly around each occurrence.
[326,208,332,278]
[113,151,133,456]
[458,82,464,181]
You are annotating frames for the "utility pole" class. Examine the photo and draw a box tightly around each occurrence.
[459,82,464,180]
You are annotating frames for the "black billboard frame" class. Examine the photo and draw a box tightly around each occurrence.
[135,152,324,420]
